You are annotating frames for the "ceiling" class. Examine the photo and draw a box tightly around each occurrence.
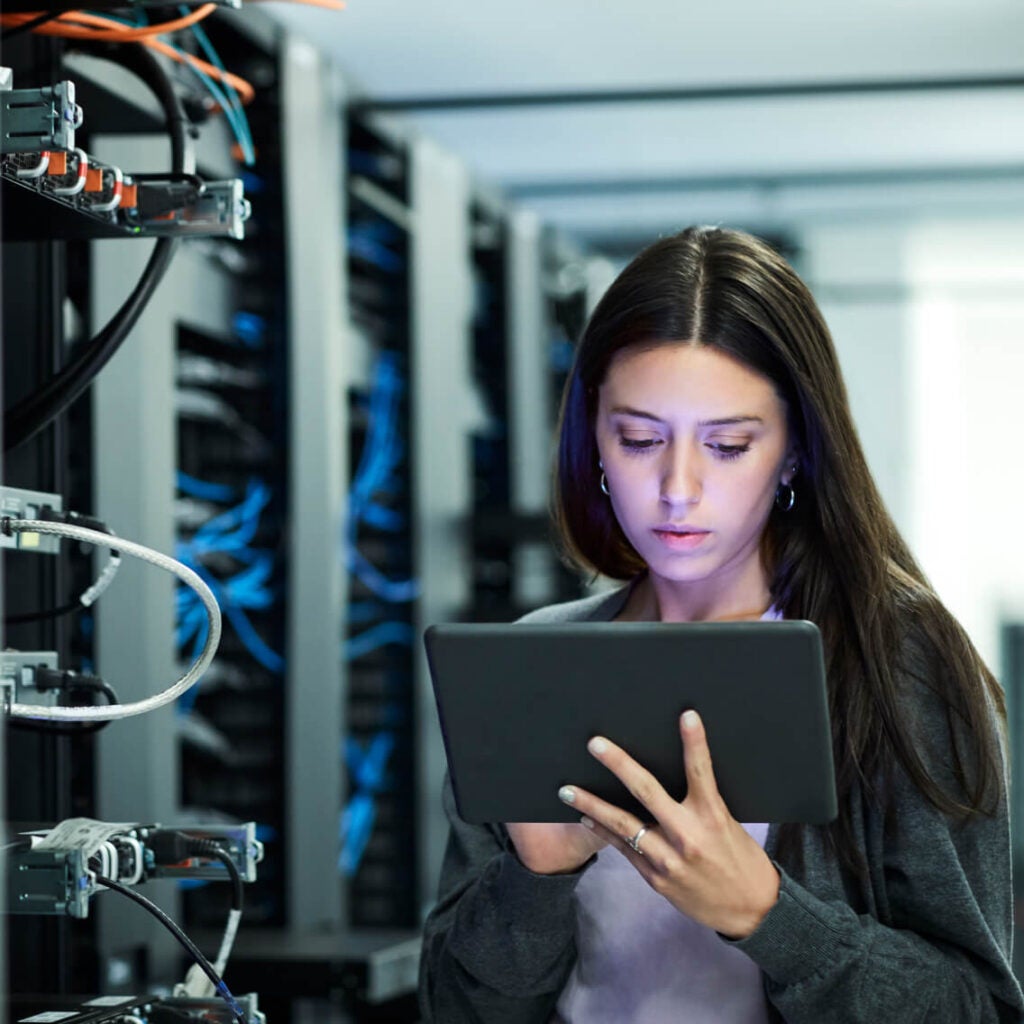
[269,0,1024,248]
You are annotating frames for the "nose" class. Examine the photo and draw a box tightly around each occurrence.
[660,443,702,508]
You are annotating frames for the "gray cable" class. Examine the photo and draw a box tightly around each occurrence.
[2,519,221,721]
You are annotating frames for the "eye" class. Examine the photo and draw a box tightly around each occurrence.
[618,436,661,453]
[706,442,750,461]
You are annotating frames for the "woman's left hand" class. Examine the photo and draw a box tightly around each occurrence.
[559,709,780,940]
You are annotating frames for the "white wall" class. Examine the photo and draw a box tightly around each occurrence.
[801,215,1024,675]
[906,220,1024,670]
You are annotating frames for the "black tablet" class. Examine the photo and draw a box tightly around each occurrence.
[424,620,837,825]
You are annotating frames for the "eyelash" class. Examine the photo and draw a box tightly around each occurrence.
[617,438,751,461]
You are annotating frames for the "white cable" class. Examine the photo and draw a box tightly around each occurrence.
[2,519,221,722]
[79,527,121,608]
[172,905,240,998]
[79,548,121,607]
[214,907,242,975]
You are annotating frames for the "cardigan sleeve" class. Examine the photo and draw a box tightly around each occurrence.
[418,775,586,1024]
[730,659,1024,1023]
[418,589,627,1021]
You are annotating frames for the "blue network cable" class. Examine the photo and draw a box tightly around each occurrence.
[78,10,254,168]
[341,352,420,879]
[177,470,236,504]
[346,351,419,605]
[346,621,414,661]
[360,501,404,532]
[182,7,256,167]
[232,311,267,349]
[176,477,285,705]
[347,230,404,274]
[339,731,395,876]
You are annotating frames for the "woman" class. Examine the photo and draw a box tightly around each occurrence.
[419,226,1023,1022]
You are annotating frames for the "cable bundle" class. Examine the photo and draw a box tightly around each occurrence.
[1,517,221,722]
[338,731,395,877]
[345,349,419,607]
[340,350,419,878]
[176,474,284,707]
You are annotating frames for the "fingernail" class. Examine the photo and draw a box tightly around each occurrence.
[580,816,595,829]
[588,736,608,755]
[682,710,700,728]
[558,785,576,804]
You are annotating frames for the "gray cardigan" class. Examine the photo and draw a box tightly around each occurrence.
[419,588,1024,1022]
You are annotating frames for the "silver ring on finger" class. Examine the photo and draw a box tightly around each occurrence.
[625,824,650,856]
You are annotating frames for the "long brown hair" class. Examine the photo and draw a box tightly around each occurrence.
[553,226,1006,871]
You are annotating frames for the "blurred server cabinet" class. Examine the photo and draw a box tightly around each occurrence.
[227,101,477,1023]
[86,13,348,988]
[342,109,418,929]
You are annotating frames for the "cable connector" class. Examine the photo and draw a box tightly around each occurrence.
[0,78,82,154]
[38,505,111,535]
[34,665,108,695]
[174,961,217,999]
[147,829,226,867]
[0,485,63,552]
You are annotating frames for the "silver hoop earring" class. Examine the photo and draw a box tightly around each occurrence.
[775,483,795,512]
[600,472,610,497]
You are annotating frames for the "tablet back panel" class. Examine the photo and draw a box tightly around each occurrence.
[425,621,836,825]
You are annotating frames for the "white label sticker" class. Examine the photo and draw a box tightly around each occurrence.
[18,1013,79,1022]
[83,996,137,1006]
[31,819,138,858]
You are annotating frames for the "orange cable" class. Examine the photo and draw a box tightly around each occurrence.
[145,36,256,105]
[2,4,217,39]
[0,9,257,105]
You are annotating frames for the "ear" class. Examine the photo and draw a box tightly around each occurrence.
[780,448,801,486]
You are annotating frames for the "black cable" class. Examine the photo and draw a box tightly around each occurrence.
[4,599,80,625]
[6,673,119,736]
[3,41,193,452]
[96,680,118,705]
[147,832,244,984]
[93,874,249,1024]
[5,511,119,625]
[150,832,243,912]
[200,842,243,912]
[147,831,242,913]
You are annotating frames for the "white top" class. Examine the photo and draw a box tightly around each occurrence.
[553,822,771,1024]
[554,607,781,1024]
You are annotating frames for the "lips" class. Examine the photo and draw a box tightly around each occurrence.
[652,526,711,551]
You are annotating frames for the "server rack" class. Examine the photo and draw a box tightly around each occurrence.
[343,108,418,930]
[407,136,477,920]
[465,201,565,623]
[1,9,347,1007]
[226,103,479,1023]
[3,28,107,1001]
[85,10,308,983]
[467,192,514,620]
[3,15,571,1018]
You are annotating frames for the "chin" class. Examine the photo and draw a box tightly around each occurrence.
[644,554,717,585]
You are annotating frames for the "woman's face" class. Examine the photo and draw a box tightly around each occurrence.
[595,342,796,609]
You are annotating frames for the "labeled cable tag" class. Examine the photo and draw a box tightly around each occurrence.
[30,818,139,858]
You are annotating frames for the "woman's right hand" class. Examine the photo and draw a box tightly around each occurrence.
[505,821,607,875]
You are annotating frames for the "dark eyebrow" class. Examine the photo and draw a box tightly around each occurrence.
[698,415,764,427]
[609,406,764,428]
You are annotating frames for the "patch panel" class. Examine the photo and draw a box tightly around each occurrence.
[7,819,264,916]
[6,993,265,1023]
[0,76,82,154]
[0,485,63,553]
[0,650,59,711]
[2,148,251,239]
